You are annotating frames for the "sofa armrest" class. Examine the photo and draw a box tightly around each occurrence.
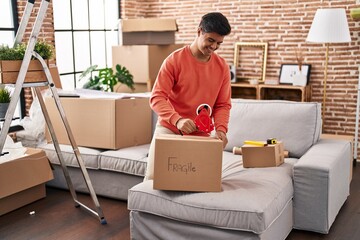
[293,138,351,233]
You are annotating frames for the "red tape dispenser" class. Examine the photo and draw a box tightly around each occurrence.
[194,104,214,134]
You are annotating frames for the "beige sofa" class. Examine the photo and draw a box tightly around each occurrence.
[127,99,351,239]
[21,98,351,239]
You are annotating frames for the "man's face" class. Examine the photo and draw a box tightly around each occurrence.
[197,28,225,57]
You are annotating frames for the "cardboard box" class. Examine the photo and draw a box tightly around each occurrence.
[114,82,150,93]
[44,97,152,149]
[241,142,284,168]
[153,135,223,192]
[112,44,183,84]
[119,18,177,45]
[0,60,61,84]
[0,148,54,216]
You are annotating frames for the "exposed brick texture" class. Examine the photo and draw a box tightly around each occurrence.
[121,0,360,156]
[16,0,55,116]
[18,0,360,157]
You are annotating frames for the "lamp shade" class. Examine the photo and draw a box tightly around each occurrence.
[307,8,351,43]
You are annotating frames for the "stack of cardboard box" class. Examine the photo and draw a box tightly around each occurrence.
[112,18,184,92]
[0,148,54,215]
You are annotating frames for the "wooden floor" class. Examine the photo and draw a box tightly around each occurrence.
[1,164,359,240]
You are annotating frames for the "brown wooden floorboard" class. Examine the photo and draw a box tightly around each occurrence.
[0,164,359,240]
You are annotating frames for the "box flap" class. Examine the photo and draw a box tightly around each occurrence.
[156,134,222,143]
[0,148,54,198]
[121,18,177,32]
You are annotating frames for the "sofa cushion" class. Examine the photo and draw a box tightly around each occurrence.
[128,151,295,234]
[39,143,150,175]
[38,143,103,169]
[225,99,321,158]
[99,144,150,176]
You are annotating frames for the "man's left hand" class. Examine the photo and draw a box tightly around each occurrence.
[215,130,228,149]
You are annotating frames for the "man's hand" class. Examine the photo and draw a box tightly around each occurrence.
[176,118,197,135]
[215,130,228,149]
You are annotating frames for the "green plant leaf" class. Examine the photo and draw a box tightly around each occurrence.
[33,40,54,59]
[115,64,135,90]
[0,41,54,60]
[0,87,11,103]
[79,65,98,81]
[80,64,134,92]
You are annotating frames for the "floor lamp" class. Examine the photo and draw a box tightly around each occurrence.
[306,8,351,130]
[355,67,360,163]
[351,9,360,163]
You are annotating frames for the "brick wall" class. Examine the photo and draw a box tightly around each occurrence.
[16,0,55,116]
[121,0,360,155]
[17,0,360,156]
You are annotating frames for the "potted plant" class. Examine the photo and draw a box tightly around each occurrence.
[0,85,11,119]
[0,40,54,84]
[79,64,135,92]
[0,40,54,60]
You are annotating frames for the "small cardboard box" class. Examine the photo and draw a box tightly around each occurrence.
[112,44,183,84]
[44,97,152,150]
[0,60,60,84]
[241,142,284,168]
[0,148,54,216]
[119,18,177,45]
[153,134,223,192]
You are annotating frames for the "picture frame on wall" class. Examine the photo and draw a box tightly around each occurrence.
[279,64,311,85]
[233,42,269,83]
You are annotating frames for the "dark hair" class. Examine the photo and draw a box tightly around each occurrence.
[199,12,231,36]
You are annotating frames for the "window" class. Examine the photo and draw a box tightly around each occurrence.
[53,0,120,90]
[0,0,25,120]
[0,0,18,46]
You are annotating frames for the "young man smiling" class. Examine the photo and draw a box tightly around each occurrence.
[144,12,232,180]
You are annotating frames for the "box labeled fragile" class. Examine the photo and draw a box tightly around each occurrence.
[153,134,223,192]
[44,97,152,150]
[0,148,54,216]
[241,142,284,168]
[112,44,183,84]
[119,18,177,45]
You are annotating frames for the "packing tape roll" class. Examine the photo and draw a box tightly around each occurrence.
[350,8,360,20]
[233,147,242,155]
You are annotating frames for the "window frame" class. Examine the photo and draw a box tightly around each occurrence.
[53,0,121,90]
[0,0,26,119]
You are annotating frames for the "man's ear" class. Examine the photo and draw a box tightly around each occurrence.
[197,27,202,36]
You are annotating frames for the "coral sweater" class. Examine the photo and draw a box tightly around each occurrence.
[150,46,231,136]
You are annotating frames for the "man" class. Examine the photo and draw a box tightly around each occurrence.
[144,12,232,180]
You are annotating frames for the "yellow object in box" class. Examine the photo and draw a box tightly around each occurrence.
[241,142,284,168]
[0,148,54,216]
[153,134,223,192]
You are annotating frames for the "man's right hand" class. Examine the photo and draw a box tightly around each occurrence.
[176,118,197,135]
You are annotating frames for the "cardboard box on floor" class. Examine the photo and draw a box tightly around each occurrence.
[0,148,54,216]
[241,142,285,168]
[119,18,177,45]
[153,134,223,192]
[112,44,184,84]
[44,97,152,150]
